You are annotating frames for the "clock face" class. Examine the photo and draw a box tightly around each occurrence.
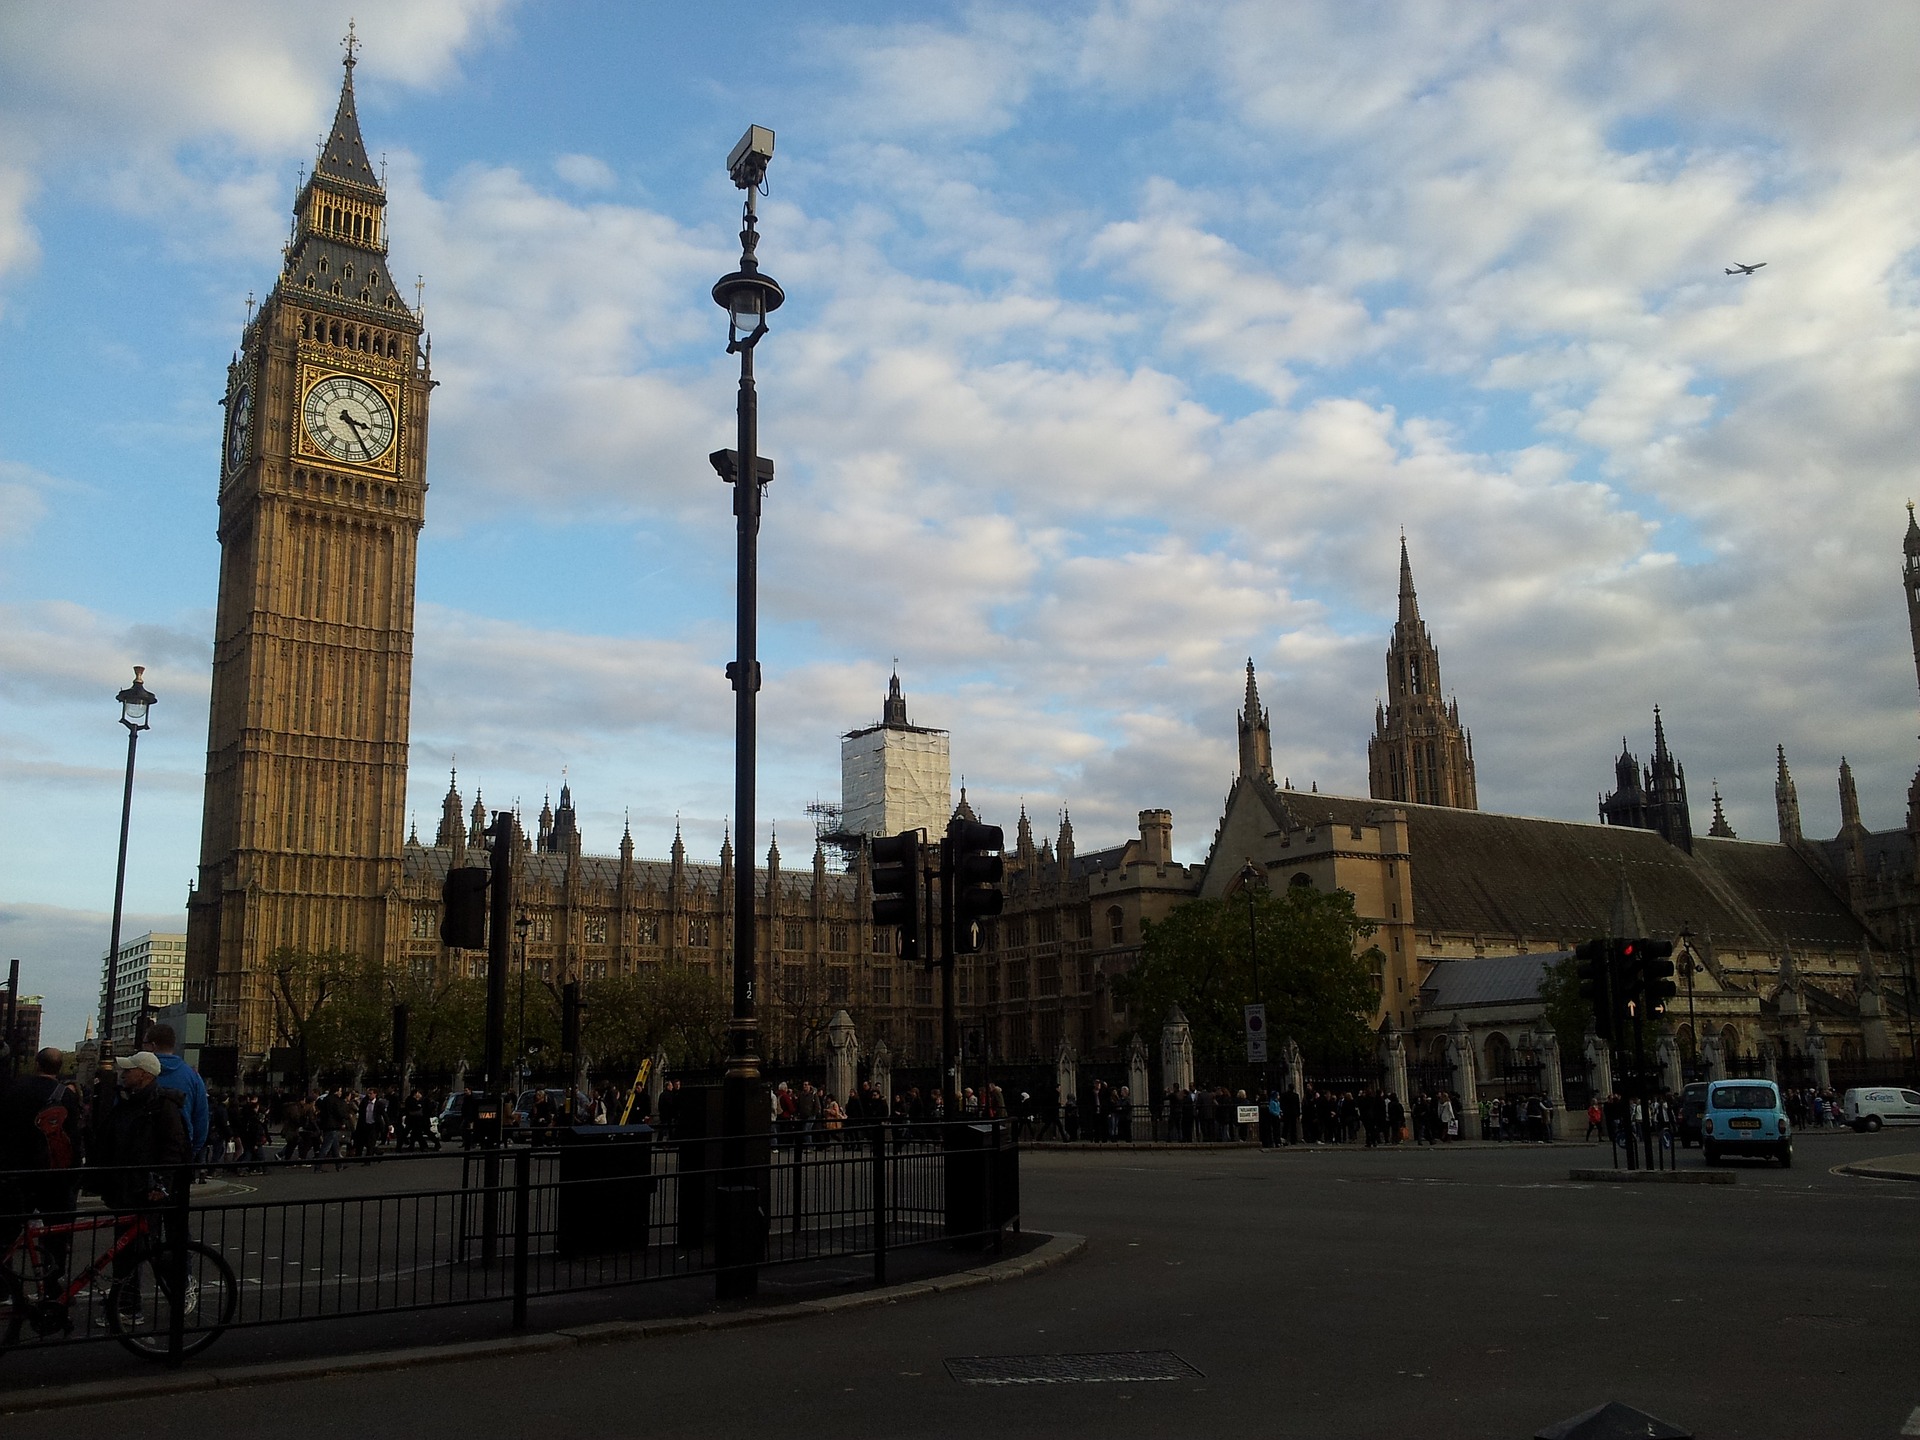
[301,374,396,465]
[225,383,251,472]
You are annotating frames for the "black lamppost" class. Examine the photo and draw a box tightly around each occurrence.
[102,665,157,1057]
[711,125,782,1299]
[1677,924,1700,1076]
[1237,860,1268,1104]
[514,910,531,1088]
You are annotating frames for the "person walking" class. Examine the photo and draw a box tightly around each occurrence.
[90,1051,192,1321]
[144,1024,209,1175]
[315,1086,350,1169]
[0,1047,83,1296]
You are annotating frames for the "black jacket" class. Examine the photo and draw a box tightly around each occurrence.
[0,1072,81,1171]
[92,1084,191,1209]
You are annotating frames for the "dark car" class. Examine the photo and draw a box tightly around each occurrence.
[1678,1082,1709,1147]
[434,1092,468,1143]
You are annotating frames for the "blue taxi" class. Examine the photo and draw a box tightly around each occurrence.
[1700,1079,1792,1168]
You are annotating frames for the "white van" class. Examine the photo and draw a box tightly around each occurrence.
[1842,1087,1920,1131]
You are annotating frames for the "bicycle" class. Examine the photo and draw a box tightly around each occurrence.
[1,1202,238,1361]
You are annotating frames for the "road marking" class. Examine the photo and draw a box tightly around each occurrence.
[1899,1403,1920,1436]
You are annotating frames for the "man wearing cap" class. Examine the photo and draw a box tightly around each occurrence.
[93,1053,191,1209]
[92,1052,191,1319]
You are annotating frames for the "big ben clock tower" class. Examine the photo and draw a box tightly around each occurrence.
[186,36,430,1057]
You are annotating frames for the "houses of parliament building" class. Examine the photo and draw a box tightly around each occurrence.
[186,48,1914,1077]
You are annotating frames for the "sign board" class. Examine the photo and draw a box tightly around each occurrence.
[1236,1104,1259,1125]
[1243,1003,1268,1063]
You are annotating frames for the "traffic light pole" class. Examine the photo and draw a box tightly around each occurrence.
[937,838,959,1122]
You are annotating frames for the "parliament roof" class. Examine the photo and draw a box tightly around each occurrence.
[1265,786,1872,955]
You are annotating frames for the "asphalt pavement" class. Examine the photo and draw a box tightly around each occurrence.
[8,1128,1919,1439]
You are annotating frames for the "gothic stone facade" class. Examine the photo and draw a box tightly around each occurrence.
[187,54,429,1052]
[397,776,1195,1067]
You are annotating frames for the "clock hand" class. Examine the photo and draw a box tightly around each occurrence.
[336,409,376,459]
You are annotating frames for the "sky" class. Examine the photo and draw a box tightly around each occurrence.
[4,1,1920,1048]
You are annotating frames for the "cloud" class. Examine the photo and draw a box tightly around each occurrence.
[553,153,617,191]
[10,0,1920,920]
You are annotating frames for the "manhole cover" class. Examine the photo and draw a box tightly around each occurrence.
[946,1352,1201,1385]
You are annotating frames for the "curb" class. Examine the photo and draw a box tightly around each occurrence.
[1836,1158,1920,1183]
[1024,1140,1594,1153]
[1568,1168,1734,1185]
[0,1232,1087,1415]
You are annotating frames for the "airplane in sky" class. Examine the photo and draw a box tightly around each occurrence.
[1725,261,1766,276]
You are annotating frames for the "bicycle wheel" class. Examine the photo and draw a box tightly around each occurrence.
[0,1261,25,1355]
[106,1241,238,1360]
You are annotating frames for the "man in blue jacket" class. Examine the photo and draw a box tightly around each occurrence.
[143,1024,209,1166]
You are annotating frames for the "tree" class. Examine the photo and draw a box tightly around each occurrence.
[1538,954,1590,1065]
[580,964,728,1071]
[1113,885,1381,1069]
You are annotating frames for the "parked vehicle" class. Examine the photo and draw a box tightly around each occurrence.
[1843,1086,1920,1132]
[434,1093,467,1143]
[1678,1082,1709,1147]
[1701,1079,1792,1167]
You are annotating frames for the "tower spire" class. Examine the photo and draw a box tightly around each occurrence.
[1776,745,1802,843]
[1237,659,1274,782]
[1708,782,1736,839]
[1370,535,1477,809]
[1398,531,1420,624]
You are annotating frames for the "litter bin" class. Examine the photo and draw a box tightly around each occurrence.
[556,1123,654,1258]
[944,1122,1019,1241]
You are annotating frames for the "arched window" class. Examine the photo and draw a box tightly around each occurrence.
[1720,1025,1740,1058]
[1484,1031,1510,1076]
[1289,872,1313,889]
[1106,906,1125,946]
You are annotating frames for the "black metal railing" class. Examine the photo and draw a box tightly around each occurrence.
[0,1119,1017,1368]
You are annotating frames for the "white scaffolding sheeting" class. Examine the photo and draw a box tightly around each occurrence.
[841,727,950,838]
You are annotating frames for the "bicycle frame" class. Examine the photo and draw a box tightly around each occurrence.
[5,1209,153,1308]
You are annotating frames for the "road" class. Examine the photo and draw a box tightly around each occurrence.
[9,1129,1920,1439]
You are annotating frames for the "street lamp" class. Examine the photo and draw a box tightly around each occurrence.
[1677,924,1700,1076]
[514,910,532,1089]
[711,124,782,1300]
[102,665,157,1057]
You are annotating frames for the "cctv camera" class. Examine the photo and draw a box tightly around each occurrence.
[727,125,775,188]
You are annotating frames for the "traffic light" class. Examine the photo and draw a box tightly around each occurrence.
[946,818,1005,955]
[1638,939,1678,1012]
[561,980,582,1057]
[871,831,923,963]
[440,866,490,949]
[1574,938,1617,1042]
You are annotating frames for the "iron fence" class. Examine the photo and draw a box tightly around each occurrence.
[0,1119,1015,1368]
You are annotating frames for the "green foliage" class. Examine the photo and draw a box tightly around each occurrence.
[1113,886,1381,1068]
[580,965,729,1070]
[1539,954,1591,1063]
[264,950,729,1079]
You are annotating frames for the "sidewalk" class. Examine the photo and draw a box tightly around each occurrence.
[0,1231,1086,1414]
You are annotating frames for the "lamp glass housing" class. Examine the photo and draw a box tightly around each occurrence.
[120,697,150,729]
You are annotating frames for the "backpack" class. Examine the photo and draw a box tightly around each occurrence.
[34,1081,74,1170]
